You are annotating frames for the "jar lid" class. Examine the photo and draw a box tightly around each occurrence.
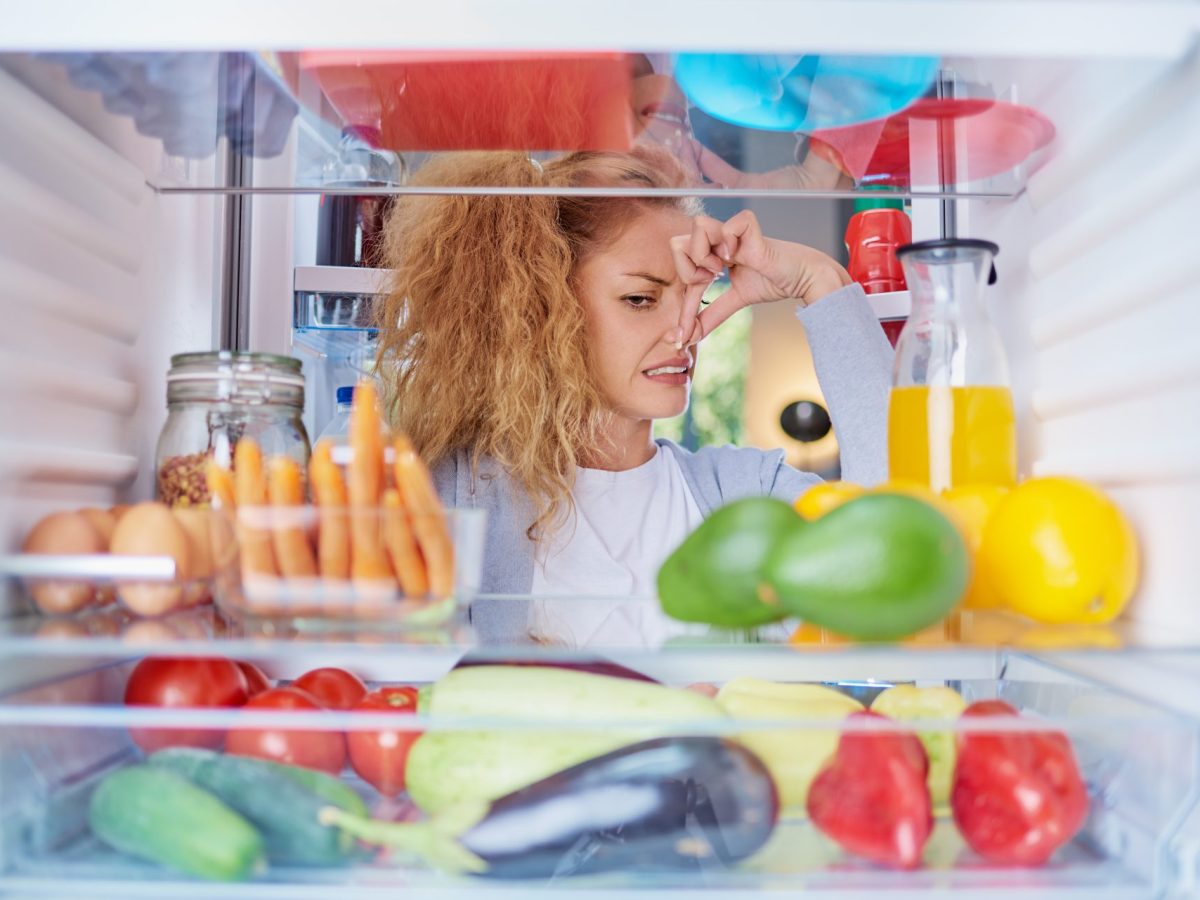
[166,351,305,389]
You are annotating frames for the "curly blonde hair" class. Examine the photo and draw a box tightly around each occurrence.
[375,147,700,538]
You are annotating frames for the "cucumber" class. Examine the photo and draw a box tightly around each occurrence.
[149,748,360,866]
[266,757,368,818]
[407,666,726,814]
[89,765,265,881]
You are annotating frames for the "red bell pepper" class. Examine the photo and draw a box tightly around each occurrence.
[952,700,1088,865]
[807,710,933,869]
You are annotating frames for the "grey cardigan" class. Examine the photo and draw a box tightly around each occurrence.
[433,283,894,597]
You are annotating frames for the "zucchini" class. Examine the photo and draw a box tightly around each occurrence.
[89,765,265,882]
[407,665,726,814]
[149,748,360,866]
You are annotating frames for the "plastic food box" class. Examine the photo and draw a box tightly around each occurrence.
[297,51,636,152]
[212,506,487,627]
[0,645,1197,897]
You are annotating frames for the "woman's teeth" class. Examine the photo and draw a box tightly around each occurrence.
[646,366,688,376]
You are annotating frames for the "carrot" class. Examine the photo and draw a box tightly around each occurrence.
[267,456,318,579]
[393,433,454,598]
[381,489,430,597]
[233,439,278,578]
[205,460,236,509]
[348,379,394,586]
[309,440,351,581]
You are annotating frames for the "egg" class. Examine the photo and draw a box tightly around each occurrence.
[109,502,192,617]
[77,508,117,549]
[172,508,214,607]
[21,511,106,615]
[77,508,119,606]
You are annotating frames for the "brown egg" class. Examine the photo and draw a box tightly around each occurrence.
[78,508,119,605]
[78,508,117,549]
[109,502,192,617]
[22,511,106,615]
[172,508,213,607]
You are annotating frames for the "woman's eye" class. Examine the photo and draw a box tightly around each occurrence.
[623,294,657,310]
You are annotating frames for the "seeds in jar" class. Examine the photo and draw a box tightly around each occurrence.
[158,452,212,508]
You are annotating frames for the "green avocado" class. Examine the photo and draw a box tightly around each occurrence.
[657,496,802,627]
[764,493,969,640]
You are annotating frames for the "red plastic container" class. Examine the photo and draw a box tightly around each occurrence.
[845,207,911,295]
[810,98,1055,188]
[298,51,635,152]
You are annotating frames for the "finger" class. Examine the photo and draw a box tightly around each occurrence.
[694,289,752,342]
[669,234,713,286]
[720,209,766,268]
[687,216,728,273]
[696,145,746,189]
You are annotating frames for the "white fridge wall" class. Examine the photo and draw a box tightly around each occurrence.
[970,52,1200,627]
[0,59,220,573]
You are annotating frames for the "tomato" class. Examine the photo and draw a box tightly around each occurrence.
[236,661,272,698]
[292,667,367,711]
[346,687,421,797]
[952,700,1089,865]
[124,657,249,753]
[225,686,346,774]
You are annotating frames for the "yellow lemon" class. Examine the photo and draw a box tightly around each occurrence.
[941,484,1010,609]
[793,481,865,520]
[978,476,1139,625]
[873,478,963,525]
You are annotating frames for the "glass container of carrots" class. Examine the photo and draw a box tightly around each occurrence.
[888,239,1016,491]
[206,378,486,624]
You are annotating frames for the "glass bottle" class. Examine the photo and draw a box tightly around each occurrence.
[155,352,310,507]
[888,239,1016,491]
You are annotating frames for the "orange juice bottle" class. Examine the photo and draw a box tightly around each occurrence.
[890,239,1015,491]
[888,385,1016,490]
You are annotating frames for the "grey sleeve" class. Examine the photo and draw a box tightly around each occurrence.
[795,284,893,487]
[762,450,823,503]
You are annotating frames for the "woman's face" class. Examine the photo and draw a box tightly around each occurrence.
[575,207,697,423]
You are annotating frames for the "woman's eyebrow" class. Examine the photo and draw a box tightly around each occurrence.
[621,271,673,286]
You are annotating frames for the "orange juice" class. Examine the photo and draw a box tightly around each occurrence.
[888,385,1016,491]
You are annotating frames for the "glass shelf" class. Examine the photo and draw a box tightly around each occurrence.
[5,50,1062,199]
[2,600,1200,666]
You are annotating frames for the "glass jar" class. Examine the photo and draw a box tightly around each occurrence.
[155,352,310,507]
[888,239,1016,491]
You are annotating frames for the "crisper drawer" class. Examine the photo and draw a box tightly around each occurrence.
[0,648,1197,898]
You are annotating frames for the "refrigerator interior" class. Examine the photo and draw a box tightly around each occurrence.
[1,9,1199,895]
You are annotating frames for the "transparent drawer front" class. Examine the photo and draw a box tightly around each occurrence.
[0,654,1197,896]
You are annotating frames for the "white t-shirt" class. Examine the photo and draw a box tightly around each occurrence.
[528,445,706,647]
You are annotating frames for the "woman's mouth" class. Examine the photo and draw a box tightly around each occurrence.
[643,358,692,386]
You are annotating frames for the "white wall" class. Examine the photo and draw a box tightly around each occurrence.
[969,53,1200,627]
[0,57,219,612]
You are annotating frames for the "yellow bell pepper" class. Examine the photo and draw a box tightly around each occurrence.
[715,677,862,813]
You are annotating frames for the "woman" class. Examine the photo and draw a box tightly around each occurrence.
[375,147,892,614]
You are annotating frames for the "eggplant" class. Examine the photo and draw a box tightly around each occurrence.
[452,651,659,683]
[322,736,778,879]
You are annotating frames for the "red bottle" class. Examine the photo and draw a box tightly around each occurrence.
[845,206,911,346]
